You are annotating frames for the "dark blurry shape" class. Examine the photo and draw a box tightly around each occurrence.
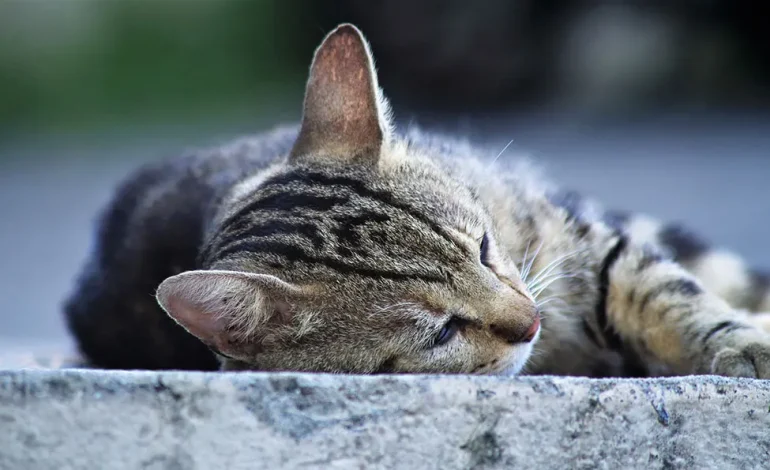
[325,0,556,110]
[329,1,770,113]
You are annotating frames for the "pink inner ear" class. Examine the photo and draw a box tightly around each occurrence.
[290,24,384,162]
[162,291,226,348]
[157,269,301,359]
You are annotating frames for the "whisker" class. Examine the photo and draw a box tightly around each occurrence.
[528,251,576,285]
[533,271,576,290]
[488,139,514,169]
[528,269,576,292]
[536,297,568,309]
[527,249,580,289]
[535,293,565,305]
[519,240,532,278]
[521,239,544,283]
[531,273,577,299]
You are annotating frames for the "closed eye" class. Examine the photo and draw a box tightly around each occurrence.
[429,316,469,348]
[479,232,491,266]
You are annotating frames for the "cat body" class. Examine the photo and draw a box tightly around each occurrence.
[65,25,770,378]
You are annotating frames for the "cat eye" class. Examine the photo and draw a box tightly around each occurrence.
[432,317,462,347]
[479,232,491,265]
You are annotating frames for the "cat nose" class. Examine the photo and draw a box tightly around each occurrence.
[522,316,540,342]
[490,314,541,344]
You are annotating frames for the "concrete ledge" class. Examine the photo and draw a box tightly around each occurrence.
[1,370,769,469]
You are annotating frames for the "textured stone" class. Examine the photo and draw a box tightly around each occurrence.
[0,370,769,469]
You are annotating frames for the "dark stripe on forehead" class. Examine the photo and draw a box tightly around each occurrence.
[223,191,350,233]
[208,191,351,261]
[331,210,391,257]
[254,170,469,255]
[217,239,448,283]
[216,219,326,256]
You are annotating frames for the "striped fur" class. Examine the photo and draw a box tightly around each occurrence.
[551,191,770,315]
[615,211,770,313]
[65,24,770,378]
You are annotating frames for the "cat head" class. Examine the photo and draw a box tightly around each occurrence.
[157,24,540,374]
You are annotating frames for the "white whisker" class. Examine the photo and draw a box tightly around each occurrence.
[519,240,531,276]
[527,249,581,289]
[521,239,544,283]
[488,139,514,168]
[529,267,569,294]
[531,273,577,298]
[536,295,569,309]
[528,250,577,284]
[528,269,576,292]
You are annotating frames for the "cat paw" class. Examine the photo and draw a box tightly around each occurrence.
[710,342,770,379]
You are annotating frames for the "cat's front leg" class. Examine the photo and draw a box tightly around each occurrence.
[602,236,770,378]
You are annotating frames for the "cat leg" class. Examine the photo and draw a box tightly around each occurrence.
[604,210,770,315]
[599,234,770,378]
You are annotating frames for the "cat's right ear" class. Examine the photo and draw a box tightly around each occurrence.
[289,23,391,166]
[156,270,301,361]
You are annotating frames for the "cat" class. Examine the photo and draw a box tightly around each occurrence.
[64,24,770,378]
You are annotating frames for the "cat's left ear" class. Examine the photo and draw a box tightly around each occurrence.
[289,23,391,166]
[156,270,303,361]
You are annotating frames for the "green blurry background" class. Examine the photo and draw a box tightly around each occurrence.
[0,0,316,138]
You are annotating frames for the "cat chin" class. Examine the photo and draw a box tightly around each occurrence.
[496,328,541,376]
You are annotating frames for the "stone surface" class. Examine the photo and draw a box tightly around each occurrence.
[0,370,769,469]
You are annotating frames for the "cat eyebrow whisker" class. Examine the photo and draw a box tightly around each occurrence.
[488,139,514,169]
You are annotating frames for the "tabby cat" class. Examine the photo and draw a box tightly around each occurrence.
[64,24,770,378]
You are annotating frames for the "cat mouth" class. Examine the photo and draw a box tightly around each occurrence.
[498,327,541,375]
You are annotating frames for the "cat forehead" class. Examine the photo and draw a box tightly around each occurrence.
[224,143,483,213]
[203,164,491,283]
[224,174,486,240]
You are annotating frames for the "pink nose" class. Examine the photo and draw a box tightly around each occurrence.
[522,316,540,342]
[490,314,542,344]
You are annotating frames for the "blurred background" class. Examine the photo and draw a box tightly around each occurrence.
[1,1,770,355]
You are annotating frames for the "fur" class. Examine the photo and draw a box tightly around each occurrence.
[65,24,770,378]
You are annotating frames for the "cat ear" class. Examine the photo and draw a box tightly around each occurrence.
[156,270,301,360]
[289,23,391,166]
